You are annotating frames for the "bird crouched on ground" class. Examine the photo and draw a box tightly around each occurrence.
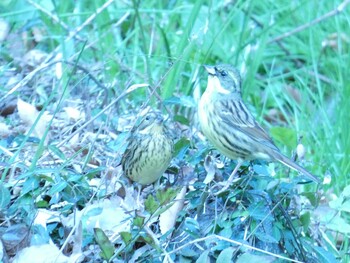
[121,111,174,185]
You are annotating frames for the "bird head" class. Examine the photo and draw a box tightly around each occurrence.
[204,64,242,94]
[137,112,165,134]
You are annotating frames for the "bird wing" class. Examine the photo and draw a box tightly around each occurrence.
[217,97,279,152]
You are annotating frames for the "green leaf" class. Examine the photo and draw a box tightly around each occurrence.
[22,176,40,195]
[133,215,145,228]
[48,145,66,160]
[217,247,234,263]
[144,195,158,214]
[269,127,297,150]
[94,228,115,261]
[174,137,190,159]
[164,96,196,108]
[195,250,210,263]
[254,231,278,243]
[174,114,190,126]
[300,211,311,228]
[120,231,132,245]
[48,181,68,195]
[341,185,350,197]
[156,188,178,205]
[84,167,106,180]
[0,184,11,209]
[310,245,339,263]
[84,207,103,218]
[339,200,350,213]
[236,252,275,263]
[326,215,350,234]
[329,196,343,210]
[184,218,200,237]
[302,192,319,207]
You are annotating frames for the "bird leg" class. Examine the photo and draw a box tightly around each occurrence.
[214,159,244,196]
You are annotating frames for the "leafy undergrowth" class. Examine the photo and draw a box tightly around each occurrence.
[0,0,350,262]
[0,88,344,262]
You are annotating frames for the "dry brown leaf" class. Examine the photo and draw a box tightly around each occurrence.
[80,198,130,233]
[68,133,80,148]
[22,49,48,67]
[322,32,350,50]
[32,27,46,42]
[0,19,9,42]
[203,155,216,184]
[34,209,61,227]
[264,108,287,124]
[64,107,85,122]
[159,186,187,235]
[296,143,306,160]
[285,85,301,104]
[2,224,29,256]
[12,244,70,263]
[0,123,10,137]
[17,98,51,141]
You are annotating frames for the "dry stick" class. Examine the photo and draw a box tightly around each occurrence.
[165,234,303,263]
[27,0,117,64]
[61,10,130,61]
[38,83,149,163]
[268,0,350,43]
[7,4,130,103]
[68,0,115,45]
[242,191,308,261]
[247,7,334,85]
[3,60,107,100]
[26,0,85,42]
[4,7,130,99]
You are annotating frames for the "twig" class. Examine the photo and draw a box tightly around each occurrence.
[269,0,350,43]
[26,0,85,42]
[67,0,115,44]
[246,8,335,85]
[165,234,303,263]
[3,60,107,100]
[37,83,149,162]
[27,0,119,64]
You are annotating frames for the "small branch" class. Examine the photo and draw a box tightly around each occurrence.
[268,0,350,43]
[165,234,303,263]
[37,83,150,163]
[26,0,84,42]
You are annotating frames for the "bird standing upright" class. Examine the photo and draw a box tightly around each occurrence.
[198,64,320,190]
[122,112,174,185]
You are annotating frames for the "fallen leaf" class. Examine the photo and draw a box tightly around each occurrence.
[203,155,216,184]
[0,19,9,42]
[0,122,10,137]
[285,85,301,104]
[22,49,48,67]
[159,186,187,235]
[64,107,85,122]
[2,224,29,256]
[17,98,51,142]
[12,244,70,263]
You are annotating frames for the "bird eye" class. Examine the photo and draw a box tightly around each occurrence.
[145,116,150,121]
[220,70,227,77]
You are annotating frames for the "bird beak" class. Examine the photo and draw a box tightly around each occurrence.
[204,65,216,76]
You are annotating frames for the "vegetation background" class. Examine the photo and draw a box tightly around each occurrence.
[0,0,349,262]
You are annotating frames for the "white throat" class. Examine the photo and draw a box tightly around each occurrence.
[207,75,230,94]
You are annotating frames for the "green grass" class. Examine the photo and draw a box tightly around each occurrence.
[0,0,349,262]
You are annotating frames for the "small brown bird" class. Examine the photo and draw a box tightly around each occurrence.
[198,64,320,189]
[122,112,174,185]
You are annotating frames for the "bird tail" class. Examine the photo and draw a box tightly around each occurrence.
[270,150,320,183]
